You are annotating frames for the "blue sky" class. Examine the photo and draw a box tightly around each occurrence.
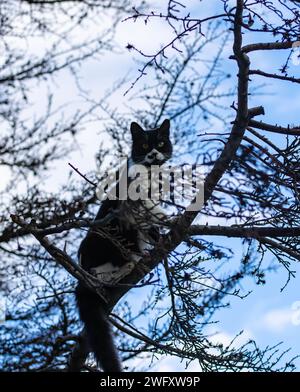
[116,1,300,371]
[2,0,300,371]
[111,1,300,371]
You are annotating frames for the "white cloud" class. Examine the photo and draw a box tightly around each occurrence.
[259,307,295,333]
[209,331,234,347]
[143,328,254,372]
[154,356,201,372]
[125,353,201,372]
[208,328,254,348]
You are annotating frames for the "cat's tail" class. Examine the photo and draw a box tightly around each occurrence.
[75,283,122,372]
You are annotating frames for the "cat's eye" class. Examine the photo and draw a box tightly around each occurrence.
[142,143,149,149]
[158,141,164,148]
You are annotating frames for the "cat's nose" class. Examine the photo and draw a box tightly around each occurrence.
[148,151,157,159]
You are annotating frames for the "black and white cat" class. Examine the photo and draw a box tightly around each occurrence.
[75,119,172,372]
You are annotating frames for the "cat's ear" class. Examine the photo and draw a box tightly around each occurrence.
[130,122,144,139]
[159,119,170,137]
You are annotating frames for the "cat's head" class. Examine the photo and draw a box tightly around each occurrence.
[130,119,172,166]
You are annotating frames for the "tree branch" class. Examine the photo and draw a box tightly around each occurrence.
[242,41,297,53]
[249,119,300,135]
[188,225,300,238]
[10,215,109,303]
[249,69,300,84]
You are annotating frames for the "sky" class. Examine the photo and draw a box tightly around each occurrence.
[2,0,300,371]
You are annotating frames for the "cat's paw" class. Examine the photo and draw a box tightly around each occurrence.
[91,270,115,283]
[109,261,136,283]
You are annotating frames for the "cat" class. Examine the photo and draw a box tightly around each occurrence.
[75,119,172,372]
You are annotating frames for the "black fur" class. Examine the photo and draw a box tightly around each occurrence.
[76,120,172,372]
[75,284,121,372]
[131,119,172,165]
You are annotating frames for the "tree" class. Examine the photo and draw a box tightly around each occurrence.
[1,0,300,371]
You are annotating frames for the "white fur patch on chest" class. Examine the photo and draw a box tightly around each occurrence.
[137,230,154,254]
[124,165,167,229]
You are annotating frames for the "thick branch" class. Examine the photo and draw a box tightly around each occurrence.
[242,41,297,53]
[0,195,96,243]
[10,215,108,303]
